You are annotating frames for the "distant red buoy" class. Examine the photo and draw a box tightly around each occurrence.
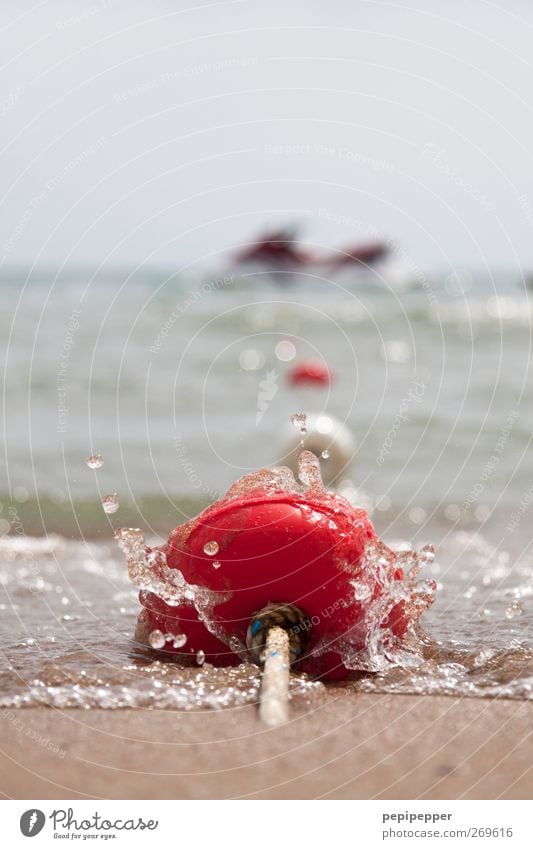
[287,360,332,387]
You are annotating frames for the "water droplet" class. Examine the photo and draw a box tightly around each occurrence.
[290,412,307,435]
[149,630,166,649]
[203,540,219,556]
[298,450,324,489]
[212,560,221,569]
[321,449,330,459]
[173,634,187,648]
[102,493,119,514]
[229,635,243,654]
[86,453,104,469]
[352,581,372,602]
[418,544,435,564]
[197,649,205,666]
[505,601,524,619]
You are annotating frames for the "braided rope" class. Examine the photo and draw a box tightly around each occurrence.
[246,602,311,665]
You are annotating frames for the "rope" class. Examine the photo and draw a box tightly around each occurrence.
[246,603,311,727]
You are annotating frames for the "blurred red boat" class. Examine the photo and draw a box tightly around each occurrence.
[325,240,390,269]
[231,225,417,289]
[233,225,316,269]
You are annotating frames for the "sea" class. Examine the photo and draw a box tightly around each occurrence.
[1,264,533,708]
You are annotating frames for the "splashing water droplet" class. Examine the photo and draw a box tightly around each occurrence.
[203,540,219,556]
[298,450,324,489]
[229,635,244,654]
[321,449,330,460]
[352,580,372,602]
[173,633,187,648]
[149,629,166,649]
[102,493,119,514]
[290,412,307,435]
[418,544,435,564]
[86,453,104,469]
[212,560,221,570]
[197,650,205,666]
[505,601,524,619]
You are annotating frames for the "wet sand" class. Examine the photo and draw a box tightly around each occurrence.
[1,693,531,799]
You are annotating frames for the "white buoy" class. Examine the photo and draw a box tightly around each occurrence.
[281,412,356,486]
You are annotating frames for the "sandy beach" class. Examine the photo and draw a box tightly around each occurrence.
[2,693,531,800]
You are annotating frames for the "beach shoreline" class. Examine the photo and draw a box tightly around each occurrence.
[2,693,531,800]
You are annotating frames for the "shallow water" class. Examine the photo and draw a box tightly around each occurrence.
[0,525,531,708]
[1,269,533,706]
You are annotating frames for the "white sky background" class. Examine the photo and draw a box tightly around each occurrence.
[1,0,533,272]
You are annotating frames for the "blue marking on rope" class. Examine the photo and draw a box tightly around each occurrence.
[251,620,261,637]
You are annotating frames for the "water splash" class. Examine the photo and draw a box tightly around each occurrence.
[102,493,119,514]
[1,532,532,707]
[298,449,323,490]
[505,601,524,619]
[309,538,437,674]
[86,453,104,469]
[290,411,307,438]
[148,629,166,649]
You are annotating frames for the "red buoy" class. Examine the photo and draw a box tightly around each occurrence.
[287,360,332,387]
[131,461,434,682]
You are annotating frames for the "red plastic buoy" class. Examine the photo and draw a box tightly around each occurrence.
[131,458,434,682]
[287,360,332,387]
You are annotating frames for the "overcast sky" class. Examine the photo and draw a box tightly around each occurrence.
[2,0,533,273]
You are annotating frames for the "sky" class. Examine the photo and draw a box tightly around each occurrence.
[2,0,533,273]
